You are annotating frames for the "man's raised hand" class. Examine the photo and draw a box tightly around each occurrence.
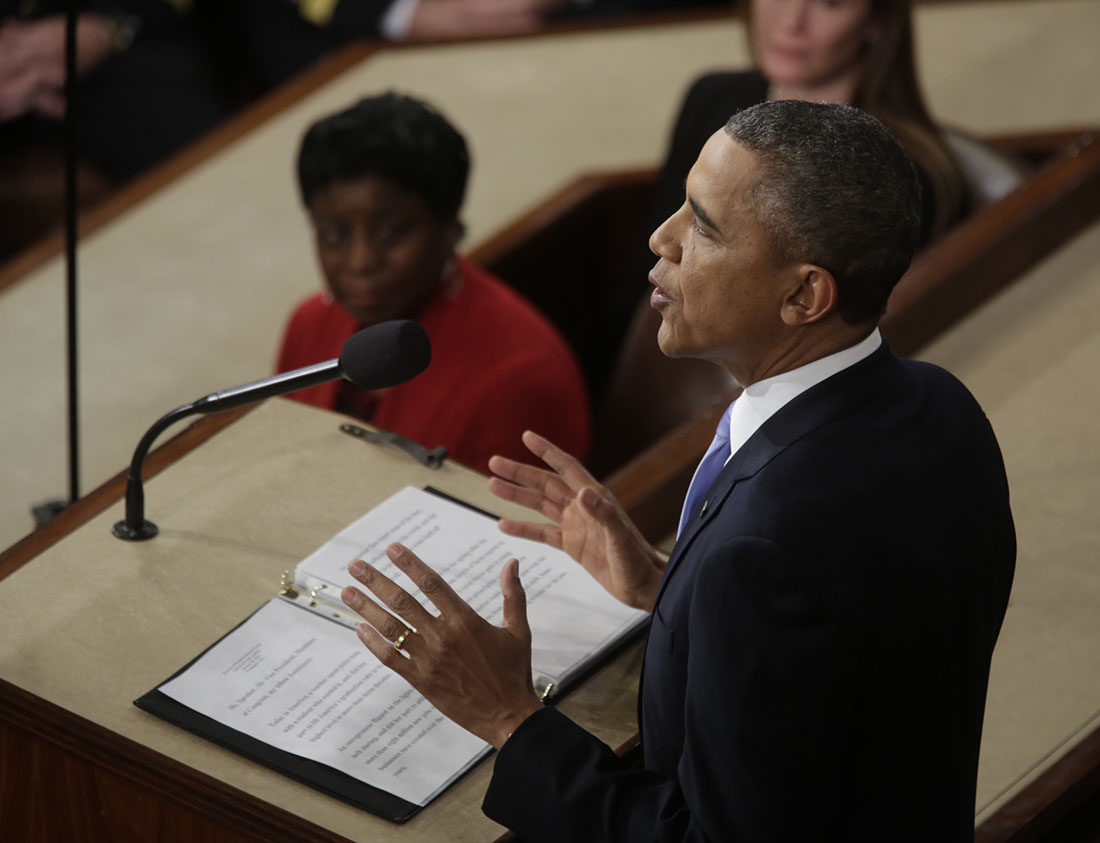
[487,431,666,612]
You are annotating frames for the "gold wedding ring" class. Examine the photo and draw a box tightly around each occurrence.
[392,628,412,652]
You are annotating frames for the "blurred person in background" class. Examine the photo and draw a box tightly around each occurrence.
[239,0,730,90]
[650,0,968,250]
[0,0,227,258]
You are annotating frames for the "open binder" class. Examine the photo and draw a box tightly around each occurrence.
[136,485,648,822]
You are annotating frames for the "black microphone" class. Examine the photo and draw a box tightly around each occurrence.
[190,319,431,413]
[112,320,431,541]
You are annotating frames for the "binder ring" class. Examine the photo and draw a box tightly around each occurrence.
[392,629,413,652]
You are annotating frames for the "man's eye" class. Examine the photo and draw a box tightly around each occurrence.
[692,220,710,238]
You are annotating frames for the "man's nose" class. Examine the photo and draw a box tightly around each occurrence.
[649,207,683,264]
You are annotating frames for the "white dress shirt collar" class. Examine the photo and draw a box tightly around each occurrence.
[726,329,882,458]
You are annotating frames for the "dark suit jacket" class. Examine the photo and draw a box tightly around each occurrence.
[483,344,1015,841]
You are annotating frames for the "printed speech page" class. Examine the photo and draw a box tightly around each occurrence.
[156,485,647,805]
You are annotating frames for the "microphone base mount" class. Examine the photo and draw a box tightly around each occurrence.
[112,518,159,541]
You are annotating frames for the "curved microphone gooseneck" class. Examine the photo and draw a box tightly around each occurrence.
[112,320,431,540]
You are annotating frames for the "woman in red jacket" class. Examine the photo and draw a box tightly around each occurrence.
[277,92,590,474]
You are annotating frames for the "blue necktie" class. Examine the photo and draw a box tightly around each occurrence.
[678,401,734,536]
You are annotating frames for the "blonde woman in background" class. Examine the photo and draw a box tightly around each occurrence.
[650,0,968,251]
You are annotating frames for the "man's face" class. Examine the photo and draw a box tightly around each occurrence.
[648,132,798,384]
[308,175,457,327]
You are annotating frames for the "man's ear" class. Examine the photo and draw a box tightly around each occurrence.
[781,265,838,326]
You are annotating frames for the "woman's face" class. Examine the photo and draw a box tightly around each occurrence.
[751,0,876,91]
[308,175,458,327]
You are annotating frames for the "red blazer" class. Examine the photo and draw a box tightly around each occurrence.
[276,257,591,474]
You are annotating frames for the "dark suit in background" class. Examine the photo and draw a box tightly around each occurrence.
[484,342,1016,841]
[239,0,392,89]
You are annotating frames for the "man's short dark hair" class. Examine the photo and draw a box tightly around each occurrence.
[724,101,923,324]
[297,92,470,218]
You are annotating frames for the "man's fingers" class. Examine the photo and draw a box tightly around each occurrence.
[578,486,608,516]
[576,487,628,534]
[343,558,433,631]
[354,620,418,673]
[384,543,468,615]
[341,584,419,643]
[487,453,527,482]
[497,518,564,550]
[499,559,531,645]
[520,431,598,490]
[487,475,565,522]
[488,454,572,503]
[487,432,595,511]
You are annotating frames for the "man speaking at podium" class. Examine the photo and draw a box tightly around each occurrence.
[340,101,1017,841]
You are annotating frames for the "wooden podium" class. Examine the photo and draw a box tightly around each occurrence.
[0,400,644,842]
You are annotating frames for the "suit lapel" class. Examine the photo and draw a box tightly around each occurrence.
[637,343,903,745]
[652,344,903,606]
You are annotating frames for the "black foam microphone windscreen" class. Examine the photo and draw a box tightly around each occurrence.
[340,320,431,390]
